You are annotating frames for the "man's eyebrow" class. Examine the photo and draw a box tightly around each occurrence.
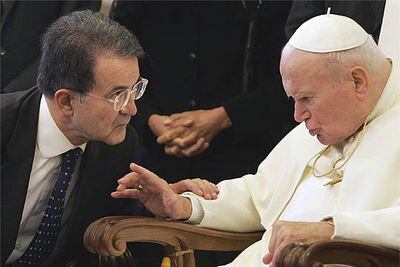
[109,77,141,93]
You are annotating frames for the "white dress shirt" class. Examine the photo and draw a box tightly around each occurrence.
[7,96,86,264]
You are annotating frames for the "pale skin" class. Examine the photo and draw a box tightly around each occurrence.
[148,106,232,157]
[115,46,391,266]
[111,163,218,219]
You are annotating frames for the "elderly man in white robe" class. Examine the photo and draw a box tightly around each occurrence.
[112,12,400,267]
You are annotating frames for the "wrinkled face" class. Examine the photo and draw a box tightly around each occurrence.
[72,54,139,145]
[280,47,365,145]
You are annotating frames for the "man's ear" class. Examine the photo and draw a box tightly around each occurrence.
[350,66,368,100]
[53,88,77,116]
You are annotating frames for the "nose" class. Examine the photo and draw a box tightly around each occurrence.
[293,101,310,123]
[120,98,137,116]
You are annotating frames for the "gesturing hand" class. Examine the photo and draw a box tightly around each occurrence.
[263,220,334,266]
[111,163,192,220]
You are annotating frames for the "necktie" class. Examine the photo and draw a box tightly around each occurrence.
[16,147,82,266]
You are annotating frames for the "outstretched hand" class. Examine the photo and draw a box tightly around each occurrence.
[111,163,192,220]
[111,163,220,219]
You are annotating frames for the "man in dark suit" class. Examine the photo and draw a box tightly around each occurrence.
[285,0,386,41]
[112,1,294,184]
[1,0,100,93]
[1,10,215,267]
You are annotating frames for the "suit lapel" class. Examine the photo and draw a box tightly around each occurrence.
[1,88,41,263]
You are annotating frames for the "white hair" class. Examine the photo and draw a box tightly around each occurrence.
[284,35,388,84]
[323,35,387,83]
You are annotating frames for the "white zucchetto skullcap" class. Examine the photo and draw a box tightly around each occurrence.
[289,8,369,53]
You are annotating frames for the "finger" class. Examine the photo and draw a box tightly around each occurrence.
[200,179,219,200]
[181,138,209,157]
[171,131,198,148]
[207,181,219,199]
[262,253,273,265]
[268,222,279,263]
[172,118,193,127]
[163,117,172,126]
[165,145,182,156]
[116,172,141,190]
[129,163,160,183]
[190,178,215,200]
[169,179,204,196]
[270,241,290,267]
[111,188,141,199]
[157,126,187,144]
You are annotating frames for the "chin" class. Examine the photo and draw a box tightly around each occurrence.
[103,128,127,145]
[316,134,331,145]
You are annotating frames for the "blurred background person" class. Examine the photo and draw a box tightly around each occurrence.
[112,0,294,186]
[1,0,100,93]
[112,1,295,265]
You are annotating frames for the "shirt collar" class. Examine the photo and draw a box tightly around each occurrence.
[367,59,400,123]
[37,96,86,159]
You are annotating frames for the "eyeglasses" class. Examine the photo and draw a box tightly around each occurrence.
[82,77,148,112]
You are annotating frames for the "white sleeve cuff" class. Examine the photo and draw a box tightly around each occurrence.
[181,193,204,224]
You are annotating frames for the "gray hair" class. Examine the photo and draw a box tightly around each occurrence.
[284,35,387,84]
[323,35,387,83]
[37,10,144,97]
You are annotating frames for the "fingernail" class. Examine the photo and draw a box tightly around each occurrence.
[212,193,217,199]
[198,190,203,195]
[206,194,211,199]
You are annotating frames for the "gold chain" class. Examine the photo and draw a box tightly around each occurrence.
[311,117,368,184]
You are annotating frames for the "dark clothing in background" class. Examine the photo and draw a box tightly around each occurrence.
[0,87,146,266]
[285,0,386,41]
[113,1,295,185]
[1,0,100,93]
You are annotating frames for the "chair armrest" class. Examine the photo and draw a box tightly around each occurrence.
[277,240,400,267]
[84,216,264,267]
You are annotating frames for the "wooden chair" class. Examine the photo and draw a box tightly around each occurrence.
[84,216,399,267]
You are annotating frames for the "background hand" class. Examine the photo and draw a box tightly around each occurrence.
[158,107,232,157]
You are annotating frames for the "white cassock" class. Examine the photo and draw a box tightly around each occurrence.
[184,61,400,266]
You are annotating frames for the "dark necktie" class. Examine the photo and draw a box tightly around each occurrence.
[16,147,82,266]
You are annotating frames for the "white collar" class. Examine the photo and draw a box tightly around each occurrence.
[367,59,400,123]
[37,96,86,159]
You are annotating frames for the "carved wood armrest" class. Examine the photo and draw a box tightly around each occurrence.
[277,240,400,267]
[84,216,264,267]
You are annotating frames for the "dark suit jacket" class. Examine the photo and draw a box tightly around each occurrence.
[1,0,100,93]
[285,0,386,41]
[1,87,141,266]
[113,1,295,183]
